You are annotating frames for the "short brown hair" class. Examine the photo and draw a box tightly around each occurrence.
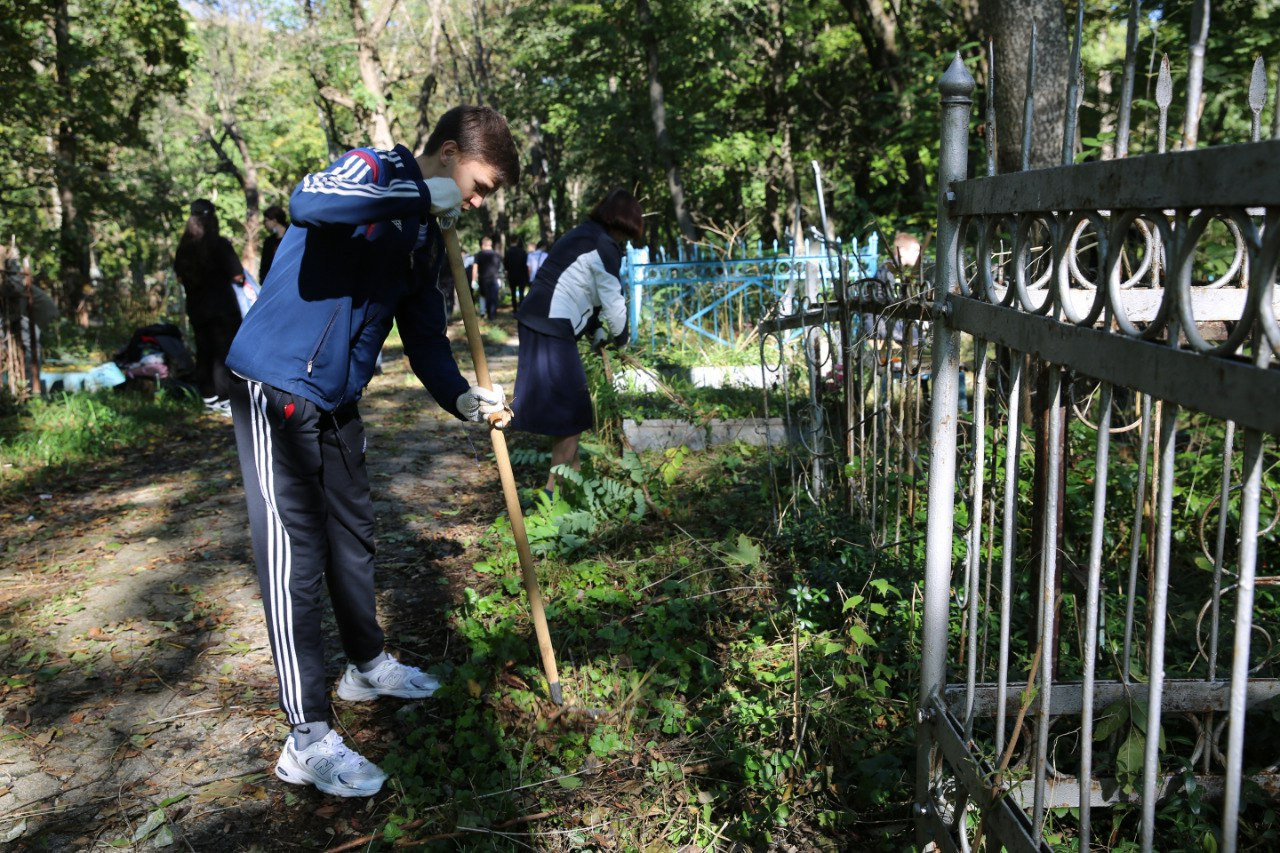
[425,105,521,189]
[589,188,644,244]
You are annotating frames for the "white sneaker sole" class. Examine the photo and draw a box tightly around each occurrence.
[274,749,385,797]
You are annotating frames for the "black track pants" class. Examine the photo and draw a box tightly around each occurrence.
[479,277,500,319]
[191,314,241,400]
[230,379,384,725]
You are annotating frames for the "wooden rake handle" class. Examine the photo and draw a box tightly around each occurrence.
[442,227,563,705]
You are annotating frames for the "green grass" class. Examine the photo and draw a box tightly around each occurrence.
[376,440,919,850]
[0,387,202,479]
[635,335,781,368]
[483,324,511,345]
[591,345,801,429]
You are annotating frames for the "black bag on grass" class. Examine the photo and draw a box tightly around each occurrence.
[113,323,197,380]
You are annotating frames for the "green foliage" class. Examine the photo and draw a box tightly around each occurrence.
[4,0,1277,341]
[1078,0,1280,159]
[0,387,199,477]
[376,437,922,847]
[0,0,191,309]
[498,444,653,556]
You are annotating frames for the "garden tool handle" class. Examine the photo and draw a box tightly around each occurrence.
[442,226,563,705]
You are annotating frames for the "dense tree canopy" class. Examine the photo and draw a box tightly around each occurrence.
[0,0,1276,334]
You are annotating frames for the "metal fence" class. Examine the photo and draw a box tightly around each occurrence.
[624,237,877,353]
[914,7,1280,853]
[753,230,931,526]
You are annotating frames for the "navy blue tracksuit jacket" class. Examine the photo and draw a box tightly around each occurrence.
[227,144,468,415]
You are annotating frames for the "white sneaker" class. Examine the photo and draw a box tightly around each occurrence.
[336,658,440,701]
[274,730,387,797]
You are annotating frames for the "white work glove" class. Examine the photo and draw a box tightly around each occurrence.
[424,176,462,229]
[457,383,511,428]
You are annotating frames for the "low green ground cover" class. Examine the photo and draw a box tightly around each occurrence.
[589,345,799,430]
[0,339,924,847]
[375,437,924,849]
[0,386,202,495]
[13,335,1277,848]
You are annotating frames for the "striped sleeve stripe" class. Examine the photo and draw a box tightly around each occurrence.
[341,161,372,184]
[329,155,365,182]
[298,174,424,200]
[347,149,381,183]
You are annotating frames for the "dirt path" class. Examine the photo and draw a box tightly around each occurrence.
[0,317,523,850]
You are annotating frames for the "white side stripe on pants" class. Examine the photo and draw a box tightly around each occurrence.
[247,381,305,724]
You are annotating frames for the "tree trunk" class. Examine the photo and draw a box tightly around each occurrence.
[635,0,697,244]
[765,0,800,246]
[982,0,1070,171]
[347,0,396,149]
[201,119,259,274]
[527,118,556,242]
[467,0,497,109]
[412,73,438,156]
[302,1,345,159]
[52,0,88,321]
[764,156,782,246]
[226,121,262,276]
[1097,68,1115,160]
[777,114,800,244]
[310,74,348,160]
[411,3,443,154]
[842,0,900,89]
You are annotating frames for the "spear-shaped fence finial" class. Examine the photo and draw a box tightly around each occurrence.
[1248,57,1266,142]
[1156,54,1173,154]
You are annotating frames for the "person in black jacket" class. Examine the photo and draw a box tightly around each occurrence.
[470,235,502,319]
[510,188,643,495]
[225,105,519,798]
[502,237,529,312]
[173,199,243,416]
[258,205,288,284]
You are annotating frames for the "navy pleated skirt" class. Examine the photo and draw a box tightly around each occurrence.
[509,323,593,436]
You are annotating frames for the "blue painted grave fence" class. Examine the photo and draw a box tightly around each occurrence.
[623,236,878,352]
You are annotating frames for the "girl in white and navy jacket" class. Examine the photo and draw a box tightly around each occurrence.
[510,188,644,495]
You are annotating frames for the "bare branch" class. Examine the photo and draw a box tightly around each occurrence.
[202,128,247,190]
[369,0,401,37]
[318,85,358,111]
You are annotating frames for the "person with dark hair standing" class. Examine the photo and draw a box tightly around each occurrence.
[173,199,244,416]
[502,238,529,312]
[225,104,520,798]
[470,235,502,320]
[259,205,289,284]
[510,188,644,495]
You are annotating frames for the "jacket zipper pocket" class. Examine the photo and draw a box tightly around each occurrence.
[306,307,341,376]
